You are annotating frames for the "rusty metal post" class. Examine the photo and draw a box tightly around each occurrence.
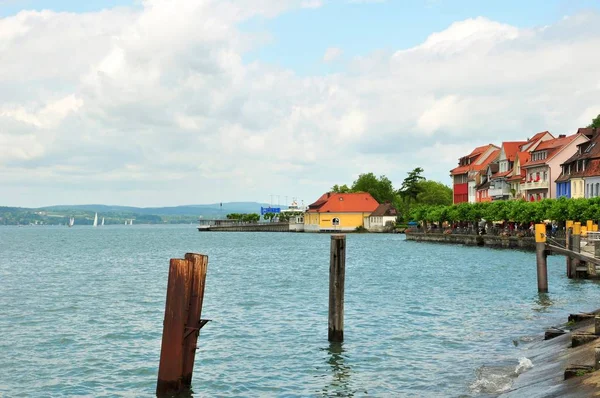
[329,235,346,342]
[535,224,548,293]
[157,259,191,396]
[182,253,209,388]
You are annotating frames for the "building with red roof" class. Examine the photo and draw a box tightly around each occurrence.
[488,141,526,200]
[450,144,499,204]
[521,132,589,201]
[556,128,600,198]
[304,192,380,232]
[506,132,554,200]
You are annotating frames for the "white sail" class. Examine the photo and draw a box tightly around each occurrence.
[101,217,104,226]
[69,217,74,227]
[93,213,98,227]
[125,220,127,225]
[130,219,133,225]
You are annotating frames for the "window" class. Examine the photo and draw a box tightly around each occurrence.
[585,142,596,153]
[543,171,547,181]
[332,217,340,226]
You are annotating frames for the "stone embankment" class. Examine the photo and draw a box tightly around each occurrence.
[405,231,536,250]
[198,222,292,232]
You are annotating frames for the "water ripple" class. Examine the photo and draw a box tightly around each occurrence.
[2,226,600,396]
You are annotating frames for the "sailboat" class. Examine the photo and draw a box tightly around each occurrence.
[101,217,104,226]
[130,219,133,225]
[68,217,74,227]
[93,213,98,227]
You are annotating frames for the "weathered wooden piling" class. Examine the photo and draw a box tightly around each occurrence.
[535,224,548,293]
[595,316,600,336]
[572,222,582,278]
[566,221,573,278]
[595,347,600,370]
[157,253,209,396]
[182,253,209,388]
[595,241,600,259]
[329,234,346,342]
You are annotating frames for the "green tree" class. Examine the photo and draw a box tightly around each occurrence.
[331,184,351,193]
[588,113,600,129]
[415,180,452,206]
[399,167,425,202]
[351,173,396,203]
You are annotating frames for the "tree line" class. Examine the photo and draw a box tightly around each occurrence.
[410,197,600,227]
[331,168,452,222]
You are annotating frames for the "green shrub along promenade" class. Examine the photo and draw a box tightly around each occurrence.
[409,197,600,230]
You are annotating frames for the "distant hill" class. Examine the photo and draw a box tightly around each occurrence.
[40,202,271,216]
[0,202,278,225]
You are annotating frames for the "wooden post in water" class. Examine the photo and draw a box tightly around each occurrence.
[535,224,548,293]
[566,221,573,278]
[572,222,582,278]
[182,253,209,388]
[329,234,346,342]
[157,254,209,396]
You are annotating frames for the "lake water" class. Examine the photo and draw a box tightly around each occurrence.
[2,225,600,397]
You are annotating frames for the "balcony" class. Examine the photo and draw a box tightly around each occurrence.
[489,187,510,198]
[523,180,549,190]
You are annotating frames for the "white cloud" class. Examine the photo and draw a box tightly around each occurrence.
[323,47,343,63]
[1,2,600,207]
[301,0,323,8]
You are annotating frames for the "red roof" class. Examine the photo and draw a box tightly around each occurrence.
[522,134,580,168]
[502,141,526,162]
[450,144,498,175]
[472,149,500,172]
[307,192,379,213]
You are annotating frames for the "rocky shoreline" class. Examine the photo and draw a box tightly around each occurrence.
[499,310,600,397]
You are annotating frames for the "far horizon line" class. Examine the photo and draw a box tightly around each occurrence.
[1,201,279,209]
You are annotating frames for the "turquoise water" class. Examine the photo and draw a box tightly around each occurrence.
[2,225,600,397]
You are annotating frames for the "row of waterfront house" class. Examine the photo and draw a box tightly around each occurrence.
[451,127,600,204]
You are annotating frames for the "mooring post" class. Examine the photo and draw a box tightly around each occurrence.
[595,241,600,259]
[566,221,573,278]
[157,254,209,396]
[572,222,582,278]
[157,259,191,396]
[596,347,600,371]
[329,234,346,342]
[535,224,548,293]
[182,253,209,388]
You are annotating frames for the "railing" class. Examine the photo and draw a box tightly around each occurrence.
[587,232,600,242]
[489,188,510,197]
[523,180,549,190]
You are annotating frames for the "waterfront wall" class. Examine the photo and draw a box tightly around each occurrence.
[199,222,292,232]
[405,231,536,250]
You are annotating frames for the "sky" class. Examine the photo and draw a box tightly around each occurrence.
[1,0,600,208]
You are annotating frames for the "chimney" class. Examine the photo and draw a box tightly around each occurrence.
[327,192,331,198]
[559,134,566,138]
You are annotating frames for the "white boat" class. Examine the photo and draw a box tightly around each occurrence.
[101,217,104,226]
[93,213,98,227]
[124,220,127,225]
[68,217,74,227]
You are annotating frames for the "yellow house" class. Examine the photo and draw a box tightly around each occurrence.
[571,177,585,198]
[304,192,380,232]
